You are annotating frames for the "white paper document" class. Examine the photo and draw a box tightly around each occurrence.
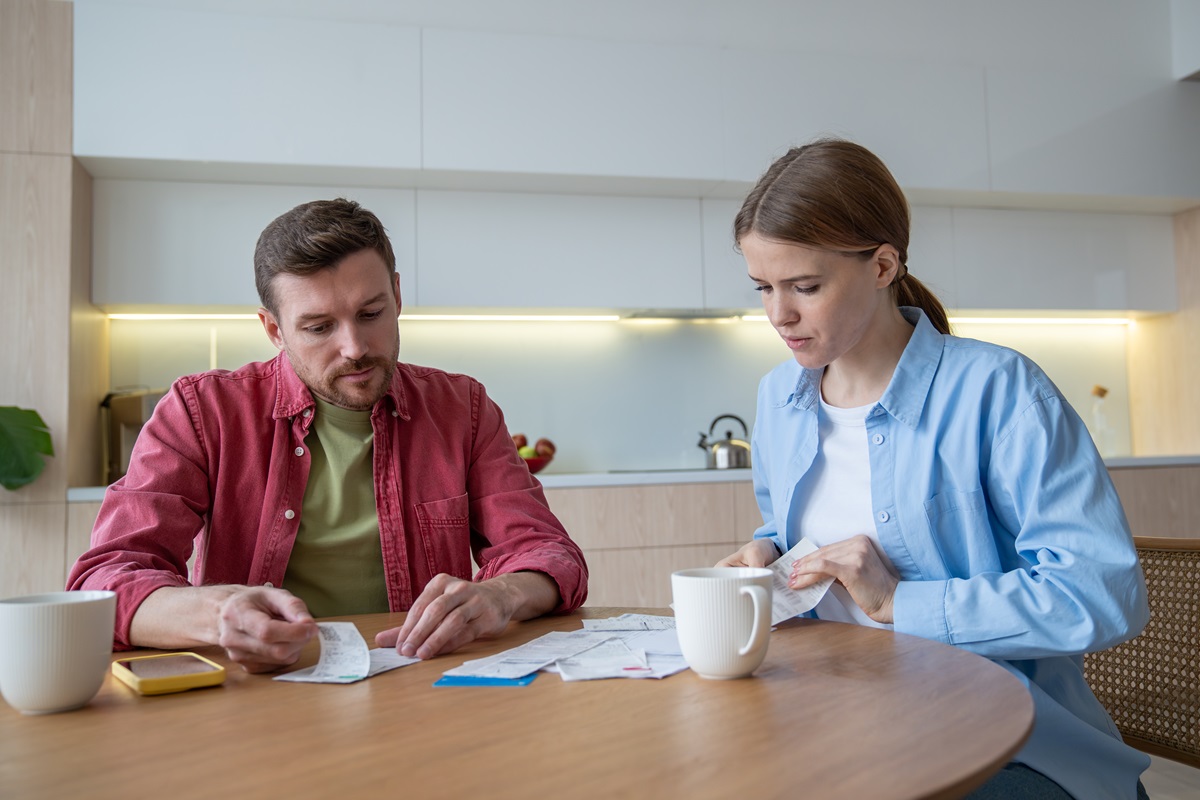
[442,630,610,680]
[556,638,650,681]
[274,621,420,684]
[582,613,675,632]
[769,538,835,625]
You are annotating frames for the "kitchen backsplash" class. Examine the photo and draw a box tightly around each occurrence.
[109,317,1132,474]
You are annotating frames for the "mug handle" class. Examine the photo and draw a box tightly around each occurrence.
[737,584,770,656]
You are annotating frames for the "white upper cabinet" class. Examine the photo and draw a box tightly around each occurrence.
[421,29,726,180]
[701,199,755,310]
[719,51,991,190]
[416,190,703,310]
[74,5,422,169]
[951,209,1176,312]
[908,206,958,310]
[92,181,417,308]
[986,67,1200,200]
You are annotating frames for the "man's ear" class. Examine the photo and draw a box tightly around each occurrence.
[258,307,285,351]
[393,272,402,316]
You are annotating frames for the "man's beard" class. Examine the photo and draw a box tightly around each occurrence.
[290,335,400,411]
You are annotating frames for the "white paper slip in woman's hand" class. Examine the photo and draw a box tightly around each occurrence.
[768,538,835,625]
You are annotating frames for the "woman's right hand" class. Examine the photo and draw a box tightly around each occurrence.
[715,539,780,568]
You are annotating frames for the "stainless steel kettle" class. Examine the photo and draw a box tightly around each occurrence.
[698,414,751,469]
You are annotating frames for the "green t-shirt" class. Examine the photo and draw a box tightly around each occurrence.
[282,397,389,618]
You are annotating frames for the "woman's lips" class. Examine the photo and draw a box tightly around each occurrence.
[782,335,810,351]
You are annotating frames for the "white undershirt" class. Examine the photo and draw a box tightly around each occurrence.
[790,395,895,630]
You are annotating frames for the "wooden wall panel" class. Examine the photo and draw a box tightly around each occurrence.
[0,503,68,596]
[68,159,106,487]
[1128,206,1200,454]
[0,0,72,156]
[0,152,74,503]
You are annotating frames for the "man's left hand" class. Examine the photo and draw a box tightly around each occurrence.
[375,572,559,660]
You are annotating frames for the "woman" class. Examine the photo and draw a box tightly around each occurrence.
[717,139,1150,800]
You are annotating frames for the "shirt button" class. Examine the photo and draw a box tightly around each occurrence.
[878,511,890,523]
[302,409,312,418]
[392,410,399,417]
[284,509,295,520]
[872,433,885,445]
[264,582,274,588]
[294,447,304,456]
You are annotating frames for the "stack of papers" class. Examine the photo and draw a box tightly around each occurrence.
[440,614,688,683]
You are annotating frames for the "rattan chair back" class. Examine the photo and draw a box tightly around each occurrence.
[1084,536,1200,768]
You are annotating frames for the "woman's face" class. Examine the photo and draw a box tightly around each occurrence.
[741,231,897,371]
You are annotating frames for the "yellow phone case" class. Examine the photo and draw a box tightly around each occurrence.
[111,652,226,695]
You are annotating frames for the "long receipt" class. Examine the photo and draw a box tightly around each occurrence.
[768,538,835,625]
[274,621,419,684]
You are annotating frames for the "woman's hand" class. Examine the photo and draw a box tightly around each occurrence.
[715,539,780,568]
[790,535,899,624]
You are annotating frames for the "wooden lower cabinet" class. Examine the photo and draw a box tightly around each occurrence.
[543,480,761,608]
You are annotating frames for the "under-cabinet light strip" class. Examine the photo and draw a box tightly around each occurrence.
[107,313,1133,326]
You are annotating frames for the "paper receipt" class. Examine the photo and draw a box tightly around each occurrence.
[273,621,419,684]
[768,538,835,625]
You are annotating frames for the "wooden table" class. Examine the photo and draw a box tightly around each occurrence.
[0,608,1033,799]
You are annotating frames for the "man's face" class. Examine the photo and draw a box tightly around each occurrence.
[259,248,401,411]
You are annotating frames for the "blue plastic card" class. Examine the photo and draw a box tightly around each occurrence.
[433,674,537,687]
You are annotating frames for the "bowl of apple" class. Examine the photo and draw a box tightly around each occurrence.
[512,434,555,474]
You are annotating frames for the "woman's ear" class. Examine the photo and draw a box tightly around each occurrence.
[873,244,903,288]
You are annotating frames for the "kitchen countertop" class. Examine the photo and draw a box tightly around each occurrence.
[65,455,1200,502]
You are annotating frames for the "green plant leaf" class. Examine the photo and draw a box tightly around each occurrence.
[0,406,55,491]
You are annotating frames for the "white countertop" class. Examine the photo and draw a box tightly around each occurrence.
[65,455,1200,502]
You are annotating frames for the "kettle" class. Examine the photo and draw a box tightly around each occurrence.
[698,414,751,469]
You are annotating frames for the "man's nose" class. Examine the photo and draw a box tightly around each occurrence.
[338,324,370,361]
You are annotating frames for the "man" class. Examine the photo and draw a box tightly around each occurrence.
[68,198,588,672]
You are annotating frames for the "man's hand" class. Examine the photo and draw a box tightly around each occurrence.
[715,539,780,568]
[130,584,317,674]
[789,535,899,624]
[375,572,559,660]
[214,586,318,673]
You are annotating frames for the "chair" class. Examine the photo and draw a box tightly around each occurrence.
[1084,536,1200,768]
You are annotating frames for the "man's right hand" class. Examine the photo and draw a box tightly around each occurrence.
[130,584,317,674]
[215,587,318,673]
[715,539,780,568]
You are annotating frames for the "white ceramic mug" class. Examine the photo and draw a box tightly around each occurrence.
[0,590,116,715]
[671,567,773,679]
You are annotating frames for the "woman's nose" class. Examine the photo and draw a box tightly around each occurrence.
[765,294,797,328]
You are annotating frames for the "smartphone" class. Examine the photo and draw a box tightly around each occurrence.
[111,652,226,695]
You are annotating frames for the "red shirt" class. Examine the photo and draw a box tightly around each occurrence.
[68,354,588,648]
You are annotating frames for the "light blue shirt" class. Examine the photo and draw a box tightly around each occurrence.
[751,307,1150,800]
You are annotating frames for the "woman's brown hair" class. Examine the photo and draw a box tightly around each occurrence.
[734,138,950,335]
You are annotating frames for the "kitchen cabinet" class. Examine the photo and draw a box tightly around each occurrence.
[986,67,1200,200]
[544,481,762,607]
[718,49,991,190]
[951,208,1176,312]
[92,181,417,308]
[73,4,422,170]
[421,29,726,181]
[415,190,704,310]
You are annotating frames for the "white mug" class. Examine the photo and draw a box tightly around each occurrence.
[671,567,772,679]
[0,590,116,715]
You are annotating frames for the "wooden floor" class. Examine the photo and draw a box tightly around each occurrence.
[1142,756,1200,799]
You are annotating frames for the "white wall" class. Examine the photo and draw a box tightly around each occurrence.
[108,317,1132,474]
[1172,0,1200,79]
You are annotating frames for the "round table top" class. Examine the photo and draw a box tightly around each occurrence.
[0,607,1032,799]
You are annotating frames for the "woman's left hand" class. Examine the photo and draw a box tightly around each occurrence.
[789,535,899,624]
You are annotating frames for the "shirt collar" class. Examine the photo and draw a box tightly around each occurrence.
[777,306,944,430]
[272,352,410,422]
